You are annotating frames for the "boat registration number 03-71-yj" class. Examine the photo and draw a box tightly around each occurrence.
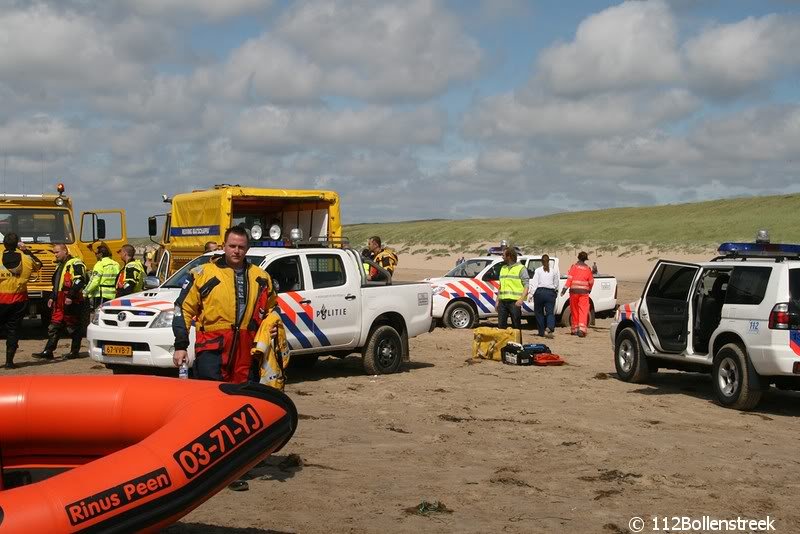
[173,404,264,479]
[103,344,133,356]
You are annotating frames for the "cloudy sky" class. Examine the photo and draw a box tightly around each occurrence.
[1,0,799,234]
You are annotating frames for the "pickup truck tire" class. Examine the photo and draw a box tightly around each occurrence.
[444,301,476,329]
[558,304,595,328]
[712,343,763,410]
[614,327,649,383]
[362,325,403,374]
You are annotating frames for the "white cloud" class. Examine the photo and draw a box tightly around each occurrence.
[123,0,274,21]
[537,0,681,97]
[585,131,702,168]
[464,89,699,140]
[684,14,800,97]
[233,105,444,150]
[0,5,147,93]
[274,0,482,100]
[479,149,524,173]
[447,157,478,177]
[0,115,80,157]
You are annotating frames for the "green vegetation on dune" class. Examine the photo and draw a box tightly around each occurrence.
[344,194,800,250]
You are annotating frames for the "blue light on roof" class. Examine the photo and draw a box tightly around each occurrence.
[718,242,800,255]
[251,240,287,248]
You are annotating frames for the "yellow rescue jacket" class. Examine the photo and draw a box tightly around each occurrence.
[373,247,398,275]
[173,256,277,351]
[0,251,41,304]
[252,311,290,390]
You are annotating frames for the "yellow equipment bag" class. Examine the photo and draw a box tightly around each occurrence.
[472,327,522,361]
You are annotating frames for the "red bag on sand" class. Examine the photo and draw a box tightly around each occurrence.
[533,353,565,366]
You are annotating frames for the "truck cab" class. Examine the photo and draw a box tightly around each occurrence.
[611,236,800,410]
[0,184,126,321]
[149,185,342,281]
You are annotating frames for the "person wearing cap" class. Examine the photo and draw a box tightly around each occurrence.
[116,244,146,297]
[561,251,595,337]
[1,233,42,368]
[84,242,120,308]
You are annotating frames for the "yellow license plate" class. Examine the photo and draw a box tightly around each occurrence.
[103,344,133,357]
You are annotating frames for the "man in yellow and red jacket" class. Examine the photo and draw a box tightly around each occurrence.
[172,226,282,384]
[33,243,87,360]
[1,233,42,368]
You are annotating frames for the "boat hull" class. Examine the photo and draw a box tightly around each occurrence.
[0,376,297,533]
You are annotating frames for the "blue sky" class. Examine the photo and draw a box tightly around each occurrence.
[0,0,799,235]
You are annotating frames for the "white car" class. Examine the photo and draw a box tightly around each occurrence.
[611,238,800,410]
[427,255,618,329]
[89,247,434,376]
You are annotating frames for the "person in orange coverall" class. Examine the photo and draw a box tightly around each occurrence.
[561,251,594,337]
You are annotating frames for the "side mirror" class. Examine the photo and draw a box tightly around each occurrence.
[144,276,161,290]
[96,219,106,240]
[148,217,158,237]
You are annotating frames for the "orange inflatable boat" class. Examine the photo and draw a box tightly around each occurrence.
[0,376,297,533]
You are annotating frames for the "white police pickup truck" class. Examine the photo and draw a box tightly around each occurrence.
[427,255,617,329]
[611,236,800,410]
[88,247,434,376]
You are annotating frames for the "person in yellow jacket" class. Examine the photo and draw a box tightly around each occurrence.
[116,244,146,297]
[367,236,398,279]
[1,233,42,368]
[172,226,282,384]
[33,243,87,360]
[496,246,529,329]
[84,242,121,308]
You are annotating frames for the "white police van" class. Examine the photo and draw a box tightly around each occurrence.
[611,232,800,410]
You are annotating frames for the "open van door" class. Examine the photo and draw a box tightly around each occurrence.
[639,261,701,353]
[79,210,127,270]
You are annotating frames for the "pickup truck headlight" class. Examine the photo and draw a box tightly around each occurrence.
[150,310,175,329]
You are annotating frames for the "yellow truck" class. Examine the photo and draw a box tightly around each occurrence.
[0,183,126,322]
[148,184,343,280]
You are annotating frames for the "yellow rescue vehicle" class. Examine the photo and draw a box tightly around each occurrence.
[0,184,126,322]
[149,184,343,280]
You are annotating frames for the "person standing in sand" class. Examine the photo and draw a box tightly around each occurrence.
[561,251,594,337]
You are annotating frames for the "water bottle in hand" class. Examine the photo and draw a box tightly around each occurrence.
[178,361,189,380]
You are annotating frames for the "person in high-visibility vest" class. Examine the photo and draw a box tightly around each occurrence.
[84,242,121,308]
[116,244,146,297]
[496,246,529,329]
[367,236,398,279]
[561,251,595,337]
[33,243,87,360]
[1,233,42,368]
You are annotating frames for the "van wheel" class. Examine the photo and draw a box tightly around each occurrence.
[614,327,649,382]
[712,343,762,410]
[559,304,594,328]
[362,325,403,374]
[444,301,476,329]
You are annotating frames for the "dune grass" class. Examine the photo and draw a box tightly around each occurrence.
[344,193,800,251]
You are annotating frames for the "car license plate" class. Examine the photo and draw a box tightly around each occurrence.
[103,344,133,357]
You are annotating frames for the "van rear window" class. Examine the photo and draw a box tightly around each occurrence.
[790,269,800,302]
[725,267,771,305]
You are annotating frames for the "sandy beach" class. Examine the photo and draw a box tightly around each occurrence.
[3,249,798,533]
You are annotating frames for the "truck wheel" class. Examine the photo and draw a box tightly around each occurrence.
[558,304,594,328]
[614,327,649,383]
[712,343,763,410]
[444,301,476,329]
[362,325,403,374]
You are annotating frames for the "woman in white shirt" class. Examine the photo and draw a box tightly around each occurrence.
[529,254,559,338]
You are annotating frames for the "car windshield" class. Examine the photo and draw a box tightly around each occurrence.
[444,259,494,278]
[0,208,74,244]
[161,254,266,288]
